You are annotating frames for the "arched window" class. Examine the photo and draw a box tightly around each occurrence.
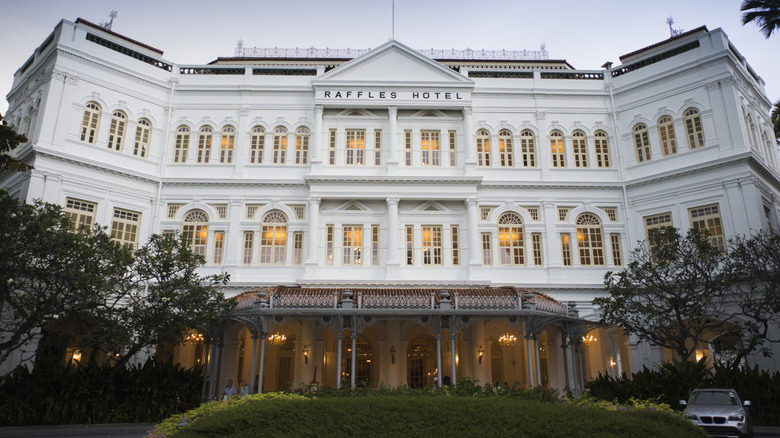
[295,127,310,164]
[572,130,588,167]
[260,210,288,265]
[476,129,491,166]
[594,130,610,168]
[80,102,101,144]
[173,126,190,163]
[133,119,151,158]
[219,126,235,164]
[273,127,288,164]
[520,130,536,167]
[107,111,127,151]
[197,126,213,163]
[498,129,514,167]
[683,108,705,149]
[250,126,265,164]
[576,213,604,266]
[182,210,209,256]
[498,212,524,265]
[550,130,565,168]
[633,123,651,163]
[657,116,677,156]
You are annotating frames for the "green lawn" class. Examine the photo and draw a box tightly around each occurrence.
[149,393,707,438]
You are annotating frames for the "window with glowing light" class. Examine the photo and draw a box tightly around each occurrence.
[498,129,514,167]
[295,127,309,164]
[219,126,235,163]
[576,213,604,266]
[80,102,101,144]
[476,129,491,166]
[346,129,365,165]
[197,126,213,163]
[421,131,440,166]
[498,212,524,265]
[273,126,287,164]
[422,225,442,265]
[182,210,209,256]
[107,110,127,151]
[550,130,565,168]
[561,234,572,266]
[260,210,288,264]
[342,225,363,265]
[213,231,225,264]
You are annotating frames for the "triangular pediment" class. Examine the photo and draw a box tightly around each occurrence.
[314,40,472,84]
[332,200,372,212]
[412,201,451,213]
[336,109,377,117]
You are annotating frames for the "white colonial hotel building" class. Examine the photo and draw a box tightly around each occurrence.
[3,18,779,397]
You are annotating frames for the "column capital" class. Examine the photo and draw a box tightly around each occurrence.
[387,196,400,206]
[463,106,472,116]
[465,198,479,208]
[388,106,398,116]
[308,196,321,206]
[314,105,324,115]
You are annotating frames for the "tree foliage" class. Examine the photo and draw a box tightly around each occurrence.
[595,226,780,369]
[741,0,780,38]
[0,112,32,172]
[771,99,780,145]
[594,227,729,363]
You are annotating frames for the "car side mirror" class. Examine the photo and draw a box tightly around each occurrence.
[743,400,751,406]
[679,400,687,406]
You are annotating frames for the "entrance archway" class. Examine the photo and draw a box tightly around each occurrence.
[407,336,436,388]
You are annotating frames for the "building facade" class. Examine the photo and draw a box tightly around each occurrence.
[3,19,779,395]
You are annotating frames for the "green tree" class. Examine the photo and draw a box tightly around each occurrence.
[0,192,131,366]
[594,227,730,363]
[0,112,32,172]
[771,99,780,145]
[741,0,780,38]
[66,232,235,384]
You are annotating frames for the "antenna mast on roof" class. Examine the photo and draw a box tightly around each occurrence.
[391,0,395,40]
[99,10,118,31]
[666,16,683,38]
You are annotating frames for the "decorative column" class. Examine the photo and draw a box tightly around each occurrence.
[561,336,571,391]
[465,198,482,277]
[534,335,542,387]
[234,107,249,176]
[435,331,443,387]
[463,106,475,174]
[526,335,535,389]
[311,105,323,172]
[304,197,321,278]
[387,106,399,174]
[450,332,457,385]
[336,333,343,387]
[201,338,211,401]
[224,200,243,267]
[350,333,357,389]
[249,334,259,393]
[386,197,401,279]
[257,333,267,393]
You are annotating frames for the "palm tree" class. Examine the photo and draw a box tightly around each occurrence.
[741,0,780,38]
[771,100,780,146]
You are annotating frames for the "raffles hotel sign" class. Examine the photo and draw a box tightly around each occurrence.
[314,88,472,106]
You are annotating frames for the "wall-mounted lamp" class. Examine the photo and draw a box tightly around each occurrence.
[390,346,396,364]
[477,346,484,364]
[303,345,309,364]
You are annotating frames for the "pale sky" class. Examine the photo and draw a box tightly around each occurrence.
[1,0,779,116]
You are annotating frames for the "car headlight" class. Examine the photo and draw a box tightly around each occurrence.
[684,414,698,421]
[728,415,744,421]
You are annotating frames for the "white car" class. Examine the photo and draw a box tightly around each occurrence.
[680,388,752,438]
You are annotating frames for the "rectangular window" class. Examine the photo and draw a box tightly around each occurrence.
[371,225,380,266]
[481,233,492,265]
[689,204,726,252]
[480,206,494,221]
[404,130,412,166]
[342,225,363,265]
[293,232,303,265]
[610,234,623,266]
[243,231,254,264]
[525,207,539,221]
[213,231,225,264]
[532,233,543,266]
[328,129,337,165]
[451,225,460,265]
[422,225,443,265]
[644,211,673,260]
[326,224,334,265]
[345,130,366,165]
[601,207,617,222]
[167,203,183,219]
[561,234,572,266]
[110,208,141,248]
[449,130,457,166]
[420,131,440,166]
[295,131,309,164]
[374,130,382,166]
[406,225,414,265]
[558,207,571,222]
[197,130,212,163]
[65,198,97,232]
[246,204,261,220]
[291,205,306,220]
[174,130,189,163]
[273,131,287,164]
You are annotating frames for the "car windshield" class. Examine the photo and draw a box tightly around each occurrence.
[690,391,739,406]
